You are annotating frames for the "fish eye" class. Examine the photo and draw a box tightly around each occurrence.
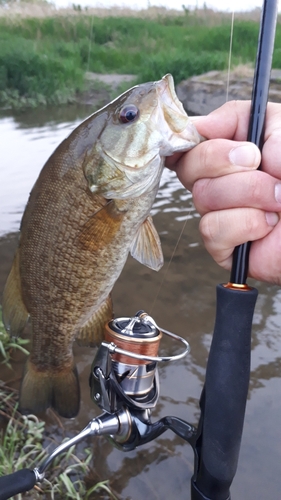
[119,104,139,123]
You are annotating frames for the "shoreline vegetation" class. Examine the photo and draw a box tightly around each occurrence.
[1,1,281,109]
[0,310,118,499]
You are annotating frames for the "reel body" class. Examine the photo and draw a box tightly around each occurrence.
[89,311,194,451]
[90,311,162,414]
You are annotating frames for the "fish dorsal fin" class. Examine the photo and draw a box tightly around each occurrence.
[2,250,29,336]
[76,294,113,347]
[130,216,163,271]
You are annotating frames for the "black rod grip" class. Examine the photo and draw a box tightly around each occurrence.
[0,469,36,500]
[191,479,230,500]
[192,284,258,500]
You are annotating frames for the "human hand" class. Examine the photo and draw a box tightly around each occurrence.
[166,101,281,285]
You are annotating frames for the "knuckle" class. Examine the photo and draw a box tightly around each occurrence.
[247,173,263,202]
[199,213,218,244]
[243,210,261,235]
[198,140,217,170]
[192,179,208,212]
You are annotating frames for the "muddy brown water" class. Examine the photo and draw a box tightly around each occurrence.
[1,104,281,499]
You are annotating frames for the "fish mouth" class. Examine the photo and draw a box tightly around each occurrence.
[155,74,201,149]
[160,74,184,110]
[156,74,191,134]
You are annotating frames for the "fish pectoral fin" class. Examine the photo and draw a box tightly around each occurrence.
[2,250,29,336]
[76,294,113,347]
[130,216,164,271]
[19,359,80,418]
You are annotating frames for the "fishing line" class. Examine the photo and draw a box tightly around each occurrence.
[149,213,190,316]
[150,12,236,315]
[87,13,94,73]
[226,11,235,102]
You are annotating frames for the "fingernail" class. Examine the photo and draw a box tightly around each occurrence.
[275,183,281,204]
[265,212,279,226]
[229,144,259,168]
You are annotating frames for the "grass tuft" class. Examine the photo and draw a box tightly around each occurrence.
[0,310,29,369]
[0,310,117,499]
[0,384,118,499]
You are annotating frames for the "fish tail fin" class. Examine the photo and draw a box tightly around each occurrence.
[19,360,53,415]
[19,360,80,418]
[52,365,80,418]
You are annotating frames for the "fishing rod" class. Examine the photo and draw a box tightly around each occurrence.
[191,1,279,499]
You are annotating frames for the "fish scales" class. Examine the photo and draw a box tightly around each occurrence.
[2,74,202,417]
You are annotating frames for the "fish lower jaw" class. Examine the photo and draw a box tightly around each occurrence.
[161,137,199,156]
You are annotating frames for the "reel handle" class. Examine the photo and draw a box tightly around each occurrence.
[0,469,36,500]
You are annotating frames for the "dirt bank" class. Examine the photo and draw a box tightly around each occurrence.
[78,67,281,115]
[177,66,281,115]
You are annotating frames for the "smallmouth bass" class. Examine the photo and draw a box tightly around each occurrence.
[2,74,201,418]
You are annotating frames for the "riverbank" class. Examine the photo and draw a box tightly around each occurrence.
[72,66,281,116]
[1,5,280,109]
[177,66,281,115]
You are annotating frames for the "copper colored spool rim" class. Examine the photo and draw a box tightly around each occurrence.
[105,325,162,365]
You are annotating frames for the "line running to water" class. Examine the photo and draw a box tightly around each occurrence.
[226,11,235,102]
[149,215,190,316]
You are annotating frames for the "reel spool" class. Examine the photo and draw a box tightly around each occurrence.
[104,311,162,397]
[90,311,190,413]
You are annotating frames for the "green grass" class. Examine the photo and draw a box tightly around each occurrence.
[0,8,281,108]
[0,313,117,499]
[0,309,29,368]
[0,398,118,499]
[0,310,117,499]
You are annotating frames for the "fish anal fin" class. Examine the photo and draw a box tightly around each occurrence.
[130,215,163,271]
[2,250,29,336]
[76,295,113,347]
[19,359,80,418]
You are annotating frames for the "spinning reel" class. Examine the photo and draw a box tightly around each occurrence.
[0,310,198,500]
[89,310,196,451]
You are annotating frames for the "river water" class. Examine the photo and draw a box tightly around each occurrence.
[0,104,281,499]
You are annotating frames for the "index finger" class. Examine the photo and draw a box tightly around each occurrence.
[165,100,252,171]
[175,138,260,192]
